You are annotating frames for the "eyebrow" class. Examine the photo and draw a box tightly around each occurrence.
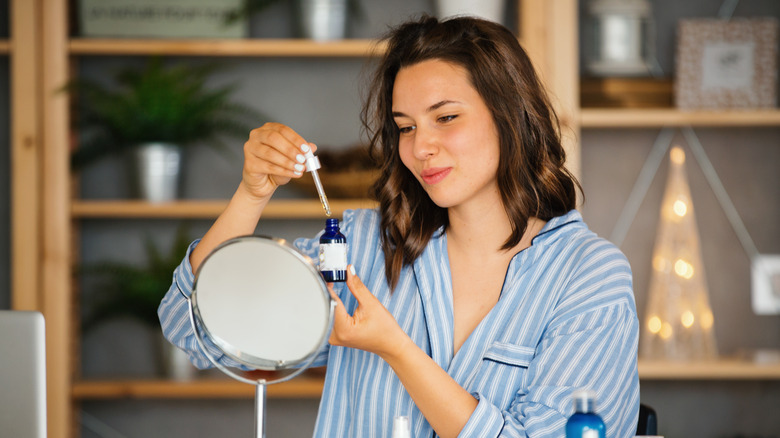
[392,100,461,118]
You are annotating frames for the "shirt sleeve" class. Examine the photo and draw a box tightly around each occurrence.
[158,217,343,371]
[458,255,640,437]
[157,239,252,370]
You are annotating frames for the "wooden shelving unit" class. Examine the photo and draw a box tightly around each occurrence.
[0,40,10,53]
[69,38,386,57]
[638,359,780,381]
[73,375,325,400]
[70,358,780,401]
[71,199,377,219]
[580,108,780,128]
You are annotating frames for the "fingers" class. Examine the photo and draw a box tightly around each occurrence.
[241,122,319,198]
[245,123,311,178]
[345,265,371,304]
[328,284,352,346]
[328,285,348,318]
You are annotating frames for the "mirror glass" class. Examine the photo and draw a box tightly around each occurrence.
[192,236,331,370]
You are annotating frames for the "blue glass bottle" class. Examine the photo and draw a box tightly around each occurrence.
[566,390,606,438]
[319,218,347,282]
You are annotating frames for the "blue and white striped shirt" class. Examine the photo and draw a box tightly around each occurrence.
[159,209,640,437]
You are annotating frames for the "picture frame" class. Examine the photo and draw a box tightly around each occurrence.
[675,18,778,110]
[79,0,247,39]
[752,254,780,315]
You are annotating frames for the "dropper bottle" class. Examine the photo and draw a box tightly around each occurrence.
[392,415,411,438]
[566,389,606,438]
[319,218,347,282]
[301,144,331,216]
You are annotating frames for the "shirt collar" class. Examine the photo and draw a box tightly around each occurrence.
[532,209,584,246]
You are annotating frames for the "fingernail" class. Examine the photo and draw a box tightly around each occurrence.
[294,163,305,172]
[296,154,305,163]
[300,144,311,153]
[348,265,356,275]
[294,171,302,176]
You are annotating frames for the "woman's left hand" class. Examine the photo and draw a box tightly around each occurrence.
[328,266,411,360]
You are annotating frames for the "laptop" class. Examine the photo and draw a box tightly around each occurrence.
[0,310,47,438]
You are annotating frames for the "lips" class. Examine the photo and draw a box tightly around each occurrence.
[420,167,452,185]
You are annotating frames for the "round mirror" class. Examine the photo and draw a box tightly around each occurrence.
[191,236,332,371]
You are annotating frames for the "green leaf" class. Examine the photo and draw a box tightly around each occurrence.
[65,57,264,169]
[80,224,195,330]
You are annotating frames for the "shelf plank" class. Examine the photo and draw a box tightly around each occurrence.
[580,108,780,128]
[71,199,377,219]
[72,376,324,399]
[69,38,386,57]
[0,40,9,53]
[72,359,780,400]
[639,359,780,380]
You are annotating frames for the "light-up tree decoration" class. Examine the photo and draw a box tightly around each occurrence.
[640,146,718,361]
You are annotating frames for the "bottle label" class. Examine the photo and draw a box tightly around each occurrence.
[319,242,347,271]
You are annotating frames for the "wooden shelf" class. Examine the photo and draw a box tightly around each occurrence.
[69,38,386,57]
[71,199,377,219]
[71,359,780,400]
[73,375,324,400]
[580,108,780,128]
[0,40,9,53]
[638,359,780,380]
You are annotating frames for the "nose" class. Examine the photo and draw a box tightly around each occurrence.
[412,126,438,160]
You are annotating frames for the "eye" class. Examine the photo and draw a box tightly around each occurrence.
[397,125,416,134]
[437,114,457,123]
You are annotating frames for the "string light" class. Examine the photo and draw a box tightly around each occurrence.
[673,199,688,217]
[648,316,662,334]
[674,258,695,279]
[681,310,695,328]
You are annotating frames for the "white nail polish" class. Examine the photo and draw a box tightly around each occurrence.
[294,163,305,172]
[294,171,302,176]
[296,154,305,164]
[300,144,311,153]
[348,265,356,275]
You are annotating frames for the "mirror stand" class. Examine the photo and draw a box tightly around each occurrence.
[173,236,335,438]
[186,298,312,438]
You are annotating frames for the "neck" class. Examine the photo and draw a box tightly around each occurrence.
[446,198,533,256]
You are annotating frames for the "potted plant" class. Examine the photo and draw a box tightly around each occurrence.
[68,57,260,202]
[81,225,196,379]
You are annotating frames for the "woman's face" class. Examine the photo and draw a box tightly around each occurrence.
[392,59,501,211]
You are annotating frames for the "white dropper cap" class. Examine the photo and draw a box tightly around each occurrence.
[392,415,411,438]
[302,144,321,172]
[572,389,597,413]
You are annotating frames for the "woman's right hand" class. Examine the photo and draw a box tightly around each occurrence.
[239,122,317,202]
[189,122,317,272]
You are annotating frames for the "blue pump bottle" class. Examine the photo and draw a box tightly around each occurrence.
[319,218,347,282]
[566,389,606,438]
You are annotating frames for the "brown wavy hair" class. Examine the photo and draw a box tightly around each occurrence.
[361,15,581,290]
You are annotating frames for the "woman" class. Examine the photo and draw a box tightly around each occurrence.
[159,15,639,438]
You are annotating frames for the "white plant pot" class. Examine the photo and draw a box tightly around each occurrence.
[435,0,506,23]
[159,337,197,381]
[131,142,183,203]
[300,0,348,41]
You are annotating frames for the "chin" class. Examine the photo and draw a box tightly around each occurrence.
[422,188,458,209]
